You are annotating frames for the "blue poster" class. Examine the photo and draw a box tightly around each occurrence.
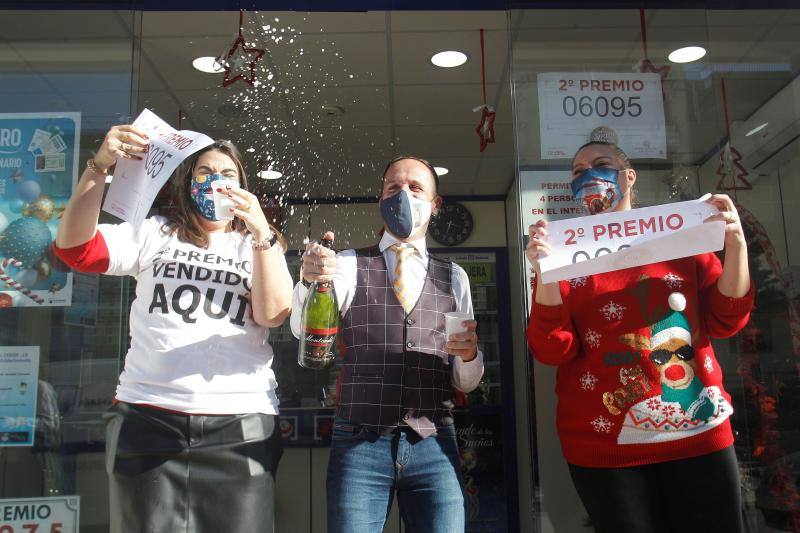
[0,113,80,308]
[0,346,39,446]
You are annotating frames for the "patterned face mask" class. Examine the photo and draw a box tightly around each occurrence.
[190,173,226,221]
[570,167,623,216]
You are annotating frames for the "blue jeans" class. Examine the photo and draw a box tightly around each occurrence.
[326,417,465,533]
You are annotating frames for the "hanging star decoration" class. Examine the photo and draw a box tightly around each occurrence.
[474,105,496,153]
[217,11,265,88]
[638,58,670,81]
[474,28,496,153]
[715,142,752,191]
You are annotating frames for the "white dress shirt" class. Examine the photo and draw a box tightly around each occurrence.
[291,232,484,392]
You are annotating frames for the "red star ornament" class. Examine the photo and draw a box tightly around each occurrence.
[475,105,496,152]
[220,33,265,88]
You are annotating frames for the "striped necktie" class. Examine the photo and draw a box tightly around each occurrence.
[391,243,417,314]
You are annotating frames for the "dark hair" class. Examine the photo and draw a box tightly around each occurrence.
[572,141,633,170]
[381,155,440,194]
[162,140,285,249]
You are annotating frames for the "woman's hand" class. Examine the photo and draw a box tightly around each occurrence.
[526,219,563,305]
[224,187,272,241]
[526,219,551,278]
[93,125,150,172]
[705,194,746,251]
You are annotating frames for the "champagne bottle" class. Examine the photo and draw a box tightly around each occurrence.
[298,238,339,369]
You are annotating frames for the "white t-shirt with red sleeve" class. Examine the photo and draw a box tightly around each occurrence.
[99,216,287,415]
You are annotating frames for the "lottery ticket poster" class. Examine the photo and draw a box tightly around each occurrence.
[0,113,80,308]
[0,346,39,447]
[520,170,578,312]
[536,72,667,160]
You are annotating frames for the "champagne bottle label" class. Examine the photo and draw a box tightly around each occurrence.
[304,327,338,348]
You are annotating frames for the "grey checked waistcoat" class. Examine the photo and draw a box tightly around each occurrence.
[338,245,457,438]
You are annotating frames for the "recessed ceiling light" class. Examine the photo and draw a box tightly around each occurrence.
[745,122,768,137]
[433,166,449,176]
[667,46,707,64]
[430,51,468,68]
[192,56,224,73]
[258,170,283,180]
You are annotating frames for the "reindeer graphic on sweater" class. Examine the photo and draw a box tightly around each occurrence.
[613,292,733,445]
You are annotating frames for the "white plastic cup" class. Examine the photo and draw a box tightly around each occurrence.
[212,178,239,221]
[445,312,473,339]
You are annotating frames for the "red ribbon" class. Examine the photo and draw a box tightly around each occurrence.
[721,78,732,140]
[480,28,487,106]
[639,8,649,60]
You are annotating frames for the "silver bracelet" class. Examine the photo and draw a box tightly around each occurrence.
[252,232,277,251]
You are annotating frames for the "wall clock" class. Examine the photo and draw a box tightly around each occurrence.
[429,201,474,246]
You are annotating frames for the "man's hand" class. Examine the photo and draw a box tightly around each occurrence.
[301,231,337,283]
[446,320,478,362]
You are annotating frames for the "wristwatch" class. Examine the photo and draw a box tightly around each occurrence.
[252,232,278,251]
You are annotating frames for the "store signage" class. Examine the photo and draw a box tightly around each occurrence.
[0,346,39,447]
[537,72,667,159]
[520,171,577,310]
[0,496,80,532]
[0,112,80,308]
[538,196,724,283]
[102,109,214,230]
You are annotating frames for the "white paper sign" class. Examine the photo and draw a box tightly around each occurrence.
[0,495,80,532]
[102,109,214,229]
[520,171,580,311]
[538,196,725,284]
[537,72,667,159]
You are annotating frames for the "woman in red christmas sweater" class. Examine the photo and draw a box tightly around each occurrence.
[526,141,753,533]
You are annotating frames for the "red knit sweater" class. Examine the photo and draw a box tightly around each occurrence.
[527,253,754,468]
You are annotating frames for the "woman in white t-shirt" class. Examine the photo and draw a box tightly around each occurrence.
[53,125,293,533]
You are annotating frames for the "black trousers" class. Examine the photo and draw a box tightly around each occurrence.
[104,402,283,533]
[568,446,743,533]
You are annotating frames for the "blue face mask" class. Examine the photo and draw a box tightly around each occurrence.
[190,173,225,221]
[571,167,623,215]
[380,190,433,239]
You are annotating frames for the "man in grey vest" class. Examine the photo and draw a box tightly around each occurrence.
[290,156,484,532]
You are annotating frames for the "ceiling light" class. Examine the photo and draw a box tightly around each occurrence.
[668,46,707,64]
[430,51,468,68]
[258,170,283,180]
[745,122,768,137]
[433,166,449,176]
[192,56,224,73]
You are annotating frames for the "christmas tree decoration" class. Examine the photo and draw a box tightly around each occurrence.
[715,142,751,191]
[0,258,43,305]
[18,179,41,203]
[217,11,265,88]
[474,28,496,152]
[22,195,58,222]
[715,78,752,191]
[0,216,53,268]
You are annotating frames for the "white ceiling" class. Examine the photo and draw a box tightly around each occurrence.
[0,8,798,199]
